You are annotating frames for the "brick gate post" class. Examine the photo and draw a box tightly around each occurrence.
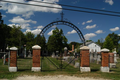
[9,47,18,72]
[31,45,41,72]
[80,46,90,72]
[64,47,67,56]
[100,48,110,72]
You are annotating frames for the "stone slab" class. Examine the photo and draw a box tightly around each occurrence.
[100,67,109,72]
[31,67,41,72]
[80,67,91,72]
[75,62,79,68]
[109,63,116,68]
[9,67,17,72]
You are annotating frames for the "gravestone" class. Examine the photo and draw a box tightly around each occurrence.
[3,54,6,65]
[28,50,32,57]
[51,52,55,58]
[75,62,79,68]
[94,50,97,60]
[113,50,117,63]
[97,54,101,64]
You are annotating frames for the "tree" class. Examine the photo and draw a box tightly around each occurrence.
[108,32,120,49]
[96,38,104,48]
[103,35,114,52]
[68,42,82,50]
[47,27,68,53]
[25,32,35,51]
[34,34,46,51]
[0,24,11,51]
[6,25,22,48]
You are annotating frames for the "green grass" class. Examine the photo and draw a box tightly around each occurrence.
[1,57,120,80]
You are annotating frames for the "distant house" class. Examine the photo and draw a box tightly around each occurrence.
[81,41,101,53]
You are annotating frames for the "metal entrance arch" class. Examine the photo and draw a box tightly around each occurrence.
[40,20,86,45]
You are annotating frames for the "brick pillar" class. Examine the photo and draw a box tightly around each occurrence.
[9,47,18,72]
[100,48,109,72]
[31,45,41,72]
[72,44,74,51]
[109,53,116,68]
[80,46,90,72]
[64,47,67,56]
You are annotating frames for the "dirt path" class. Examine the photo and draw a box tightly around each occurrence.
[4,75,110,80]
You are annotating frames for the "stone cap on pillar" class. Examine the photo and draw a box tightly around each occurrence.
[64,47,67,50]
[10,47,18,50]
[101,48,109,52]
[32,45,41,49]
[80,46,89,50]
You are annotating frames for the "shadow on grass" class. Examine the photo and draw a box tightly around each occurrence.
[41,70,57,72]
[18,69,31,71]
[91,69,100,72]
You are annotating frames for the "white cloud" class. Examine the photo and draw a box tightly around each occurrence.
[86,24,96,29]
[37,25,44,29]
[8,23,30,29]
[9,16,37,29]
[67,30,77,34]
[0,0,62,18]
[22,12,34,18]
[24,29,41,35]
[110,27,119,31]
[118,34,120,36]
[95,30,104,34]
[9,16,37,24]
[51,25,56,28]
[86,20,92,23]
[105,0,114,5]
[82,19,92,25]
[8,24,20,27]
[21,24,30,29]
[2,14,6,18]
[82,22,85,25]
[84,33,96,40]
[47,29,54,35]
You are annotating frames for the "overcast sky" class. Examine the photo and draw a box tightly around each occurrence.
[0,0,120,43]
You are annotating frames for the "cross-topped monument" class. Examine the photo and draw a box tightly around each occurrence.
[61,12,64,21]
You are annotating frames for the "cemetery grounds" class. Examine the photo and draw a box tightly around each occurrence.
[0,57,120,80]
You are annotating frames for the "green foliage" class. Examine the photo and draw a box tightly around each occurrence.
[96,38,104,48]
[47,27,68,53]
[108,32,120,49]
[86,40,92,42]
[25,32,35,51]
[34,35,46,51]
[68,42,82,50]
[0,24,11,51]
[103,35,114,52]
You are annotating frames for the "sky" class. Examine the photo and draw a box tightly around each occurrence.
[0,0,120,43]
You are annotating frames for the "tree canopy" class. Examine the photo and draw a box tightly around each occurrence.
[103,35,114,52]
[47,27,68,53]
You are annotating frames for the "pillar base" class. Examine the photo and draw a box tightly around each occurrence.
[80,67,90,72]
[9,67,17,72]
[31,67,41,72]
[100,67,109,72]
[109,63,116,68]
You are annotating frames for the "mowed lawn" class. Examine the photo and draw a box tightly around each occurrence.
[0,57,120,80]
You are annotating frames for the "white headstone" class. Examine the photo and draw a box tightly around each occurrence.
[113,50,117,63]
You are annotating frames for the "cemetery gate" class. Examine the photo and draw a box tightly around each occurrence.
[39,13,86,71]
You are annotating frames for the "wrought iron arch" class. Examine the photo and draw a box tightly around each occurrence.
[40,20,86,45]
